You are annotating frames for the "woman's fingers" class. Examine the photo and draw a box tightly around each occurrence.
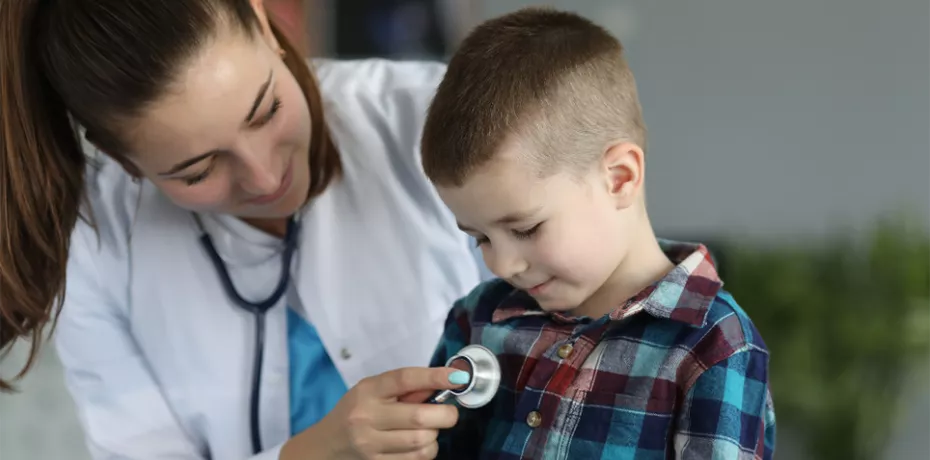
[373,400,459,431]
[396,389,436,404]
[364,428,438,454]
[372,367,467,400]
[310,367,464,459]
[376,441,440,460]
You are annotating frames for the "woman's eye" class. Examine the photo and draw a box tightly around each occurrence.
[181,158,217,186]
[474,235,490,247]
[183,171,209,186]
[253,97,282,127]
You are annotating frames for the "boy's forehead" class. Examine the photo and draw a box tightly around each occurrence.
[452,153,540,197]
[477,141,541,182]
[437,155,554,228]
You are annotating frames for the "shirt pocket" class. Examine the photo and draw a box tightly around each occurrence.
[564,390,677,456]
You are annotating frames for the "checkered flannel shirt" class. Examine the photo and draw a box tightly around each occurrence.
[431,241,776,459]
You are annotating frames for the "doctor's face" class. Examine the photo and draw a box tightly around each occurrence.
[118,25,312,220]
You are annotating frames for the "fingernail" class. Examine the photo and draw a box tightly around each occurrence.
[449,370,471,385]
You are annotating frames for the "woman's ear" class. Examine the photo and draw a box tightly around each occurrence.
[249,0,282,53]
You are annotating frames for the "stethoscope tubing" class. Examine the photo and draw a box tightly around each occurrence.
[194,213,300,455]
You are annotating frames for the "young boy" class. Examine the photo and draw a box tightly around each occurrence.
[421,7,776,460]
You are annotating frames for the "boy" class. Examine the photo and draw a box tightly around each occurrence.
[421,7,776,460]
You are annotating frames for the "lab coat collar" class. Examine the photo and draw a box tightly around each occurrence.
[198,212,292,267]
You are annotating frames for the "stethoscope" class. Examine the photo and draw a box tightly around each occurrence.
[192,212,300,455]
[427,345,502,409]
[192,213,502,455]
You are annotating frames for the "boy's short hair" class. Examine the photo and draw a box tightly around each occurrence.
[422,7,647,187]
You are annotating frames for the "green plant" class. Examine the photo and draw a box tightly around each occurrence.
[714,218,929,460]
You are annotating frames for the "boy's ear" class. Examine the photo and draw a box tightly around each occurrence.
[600,141,644,209]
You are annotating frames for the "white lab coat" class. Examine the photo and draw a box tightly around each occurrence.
[54,59,485,460]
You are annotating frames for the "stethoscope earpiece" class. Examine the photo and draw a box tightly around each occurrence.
[428,344,501,409]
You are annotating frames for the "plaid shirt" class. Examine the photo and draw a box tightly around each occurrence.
[430,241,776,459]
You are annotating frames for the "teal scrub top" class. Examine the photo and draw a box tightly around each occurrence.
[287,307,348,435]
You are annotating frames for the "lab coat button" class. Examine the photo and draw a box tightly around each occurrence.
[340,348,352,360]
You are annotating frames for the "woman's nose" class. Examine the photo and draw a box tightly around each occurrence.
[237,154,280,196]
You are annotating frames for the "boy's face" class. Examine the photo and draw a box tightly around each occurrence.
[436,139,641,313]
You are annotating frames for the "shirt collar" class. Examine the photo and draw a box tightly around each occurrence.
[491,239,723,327]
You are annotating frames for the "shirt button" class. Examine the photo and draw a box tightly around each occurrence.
[557,343,573,359]
[340,348,352,360]
[526,410,542,428]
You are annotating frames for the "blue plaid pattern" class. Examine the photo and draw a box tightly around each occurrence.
[431,241,776,459]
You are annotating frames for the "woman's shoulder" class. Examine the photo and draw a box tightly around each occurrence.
[311,58,446,143]
[81,148,137,220]
[74,145,145,259]
[311,58,449,208]
[307,59,476,262]
[60,146,138,304]
[311,57,447,100]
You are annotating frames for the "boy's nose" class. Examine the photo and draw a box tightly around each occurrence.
[487,246,529,280]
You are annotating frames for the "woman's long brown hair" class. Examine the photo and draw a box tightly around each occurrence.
[0,0,339,391]
[274,18,341,201]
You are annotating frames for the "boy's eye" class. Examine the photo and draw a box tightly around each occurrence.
[471,222,543,246]
[512,223,542,240]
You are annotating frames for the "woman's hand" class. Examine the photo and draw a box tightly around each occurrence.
[281,366,468,459]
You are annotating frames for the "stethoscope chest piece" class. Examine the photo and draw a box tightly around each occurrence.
[428,344,501,409]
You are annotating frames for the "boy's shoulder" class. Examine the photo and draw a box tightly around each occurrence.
[703,288,769,353]
[632,240,770,360]
[669,288,770,376]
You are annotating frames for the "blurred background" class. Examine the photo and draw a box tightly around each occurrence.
[1,0,928,459]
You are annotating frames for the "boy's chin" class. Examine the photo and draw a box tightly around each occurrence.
[531,288,601,317]
[533,297,580,314]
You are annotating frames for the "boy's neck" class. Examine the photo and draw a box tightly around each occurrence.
[572,221,674,319]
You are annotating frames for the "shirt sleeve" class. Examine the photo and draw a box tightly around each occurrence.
[673,347,777,460]
[54,223,211,459]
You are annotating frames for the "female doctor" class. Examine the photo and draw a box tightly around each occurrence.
[0,1,487,459]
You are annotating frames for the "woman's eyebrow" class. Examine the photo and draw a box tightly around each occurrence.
[244,70,274,123]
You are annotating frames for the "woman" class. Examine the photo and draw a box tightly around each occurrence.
[0,1,484,458]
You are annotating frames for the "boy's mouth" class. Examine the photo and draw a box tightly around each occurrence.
[526,278,554,296]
